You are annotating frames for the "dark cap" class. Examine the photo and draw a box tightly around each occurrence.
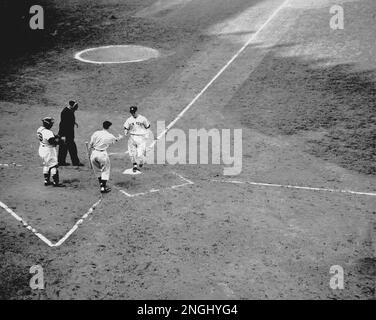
[130,106,137,113]
[103,121,112,129]
[69,100,78,109]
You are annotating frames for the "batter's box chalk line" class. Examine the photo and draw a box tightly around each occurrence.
[115,172,194,198]
[122,168,142,175]
[0,163,23,167]
[210,179,376,197]
[0,198,102,248]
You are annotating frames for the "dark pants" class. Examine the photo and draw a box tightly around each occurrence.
[58,139,80,165]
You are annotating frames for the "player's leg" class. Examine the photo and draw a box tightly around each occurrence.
[39,146,52,185]
[91,151,107,192]
[58,140,69,165]
[49,148,64,187]
[90,151,102,184]
[43,166,52,186]
[137,136,147,169]
[128,136,139,172]
[99,154,111,193]
[67,139,82,166]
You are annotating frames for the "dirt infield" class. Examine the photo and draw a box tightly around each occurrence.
[0,0,375,299]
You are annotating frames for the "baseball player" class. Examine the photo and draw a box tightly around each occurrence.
[89,121,123,193]
[123,106,151,172]
[37,117,65,187]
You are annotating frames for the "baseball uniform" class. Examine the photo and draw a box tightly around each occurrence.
[37,118,64,187]
[37,126,58,174]
[123,115,150,166]
[89,129,118,181]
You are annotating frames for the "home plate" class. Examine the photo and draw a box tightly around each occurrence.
[122,168,142,175]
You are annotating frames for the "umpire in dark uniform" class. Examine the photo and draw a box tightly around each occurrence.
[58,100,84,166]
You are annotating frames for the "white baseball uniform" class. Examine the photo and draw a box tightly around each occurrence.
[123,115,150,165]
[37,126,58,174]
[89,129,118,181]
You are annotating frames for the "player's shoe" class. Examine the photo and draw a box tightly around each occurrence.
[100,186,111,193]
[58,162,71,166]
[73,162,84,167]
[44,181,53,186]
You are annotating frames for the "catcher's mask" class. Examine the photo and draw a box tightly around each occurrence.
[42,117,54,129]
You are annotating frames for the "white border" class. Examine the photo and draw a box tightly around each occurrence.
[74,45,160,64]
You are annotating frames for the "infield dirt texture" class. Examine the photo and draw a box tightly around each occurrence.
[0,0,375,299]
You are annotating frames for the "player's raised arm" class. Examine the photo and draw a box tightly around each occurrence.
[123,120,130,136]
[88,132,96,150]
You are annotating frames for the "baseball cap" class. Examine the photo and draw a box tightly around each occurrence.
[103,121,112,129]
[69,100,78,109]
[130,106,137,113]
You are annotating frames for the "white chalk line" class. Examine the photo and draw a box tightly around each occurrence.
[109,0,290,157]
[0,163,23,167]
[53,198,103,247]
[211,179,376,197]
[74,45,160,64]
[0,198,103,247]
[0,201,54,246]
[115,172,194,198]
[150,0,291,147]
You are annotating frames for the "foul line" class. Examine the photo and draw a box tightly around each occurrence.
[109,0,290,157]
[150,0,291,146]
[0,201,54,246]
[0,163,23,167]
[0,198,102,247]
[211,179,376,197]
[53,198,102,247]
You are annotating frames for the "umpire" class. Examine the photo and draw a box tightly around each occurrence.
[58,100,84,167]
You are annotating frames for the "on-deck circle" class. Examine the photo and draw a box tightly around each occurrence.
[74,45,160,64]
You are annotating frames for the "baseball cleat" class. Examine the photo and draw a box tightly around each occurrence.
[44,181,53,186]
[100,186,111,193]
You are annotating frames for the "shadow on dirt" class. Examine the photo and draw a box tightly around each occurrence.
[226,46,376,175]
[0,0,267,104]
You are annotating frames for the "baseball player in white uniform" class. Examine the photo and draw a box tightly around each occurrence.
[89,121,123,193]
[37,117,65,187]
[123,106,151,172]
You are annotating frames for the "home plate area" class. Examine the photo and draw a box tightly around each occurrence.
[111,166,194,198]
